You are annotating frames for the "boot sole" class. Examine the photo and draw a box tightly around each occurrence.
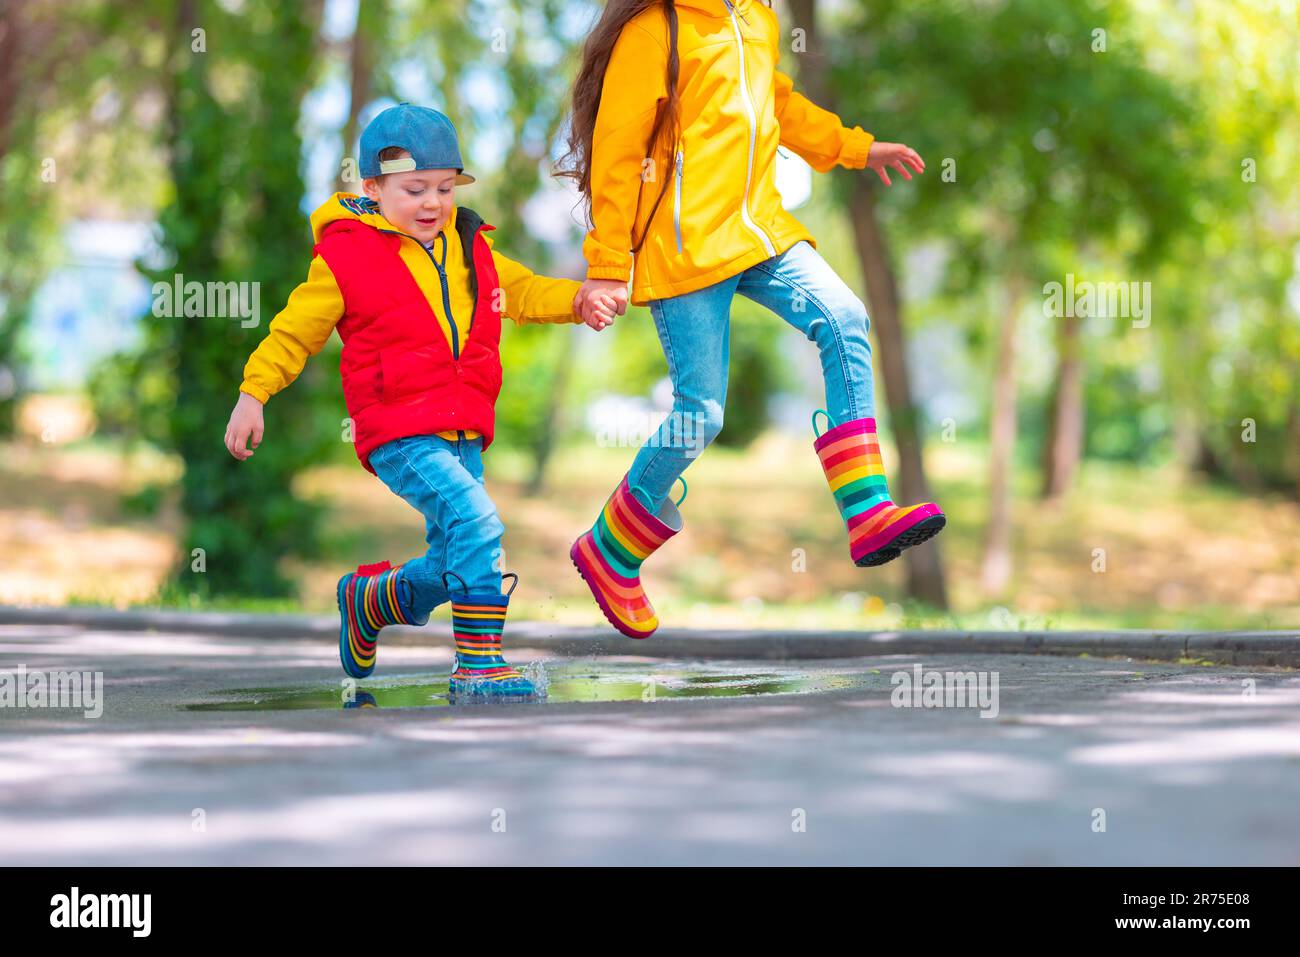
[570,540,655,640]
[854,514,947,568]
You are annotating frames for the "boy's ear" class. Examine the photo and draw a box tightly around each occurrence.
[361,177,382,201]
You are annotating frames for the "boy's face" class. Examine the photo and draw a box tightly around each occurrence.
[362,167,457,243]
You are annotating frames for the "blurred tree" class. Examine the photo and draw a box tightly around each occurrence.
[830,0,1202,594]
[0,1,100,436]
[335,0,391,194]
[787,0,949,608]
[1141,0,1300,497]
[130,0,334,597]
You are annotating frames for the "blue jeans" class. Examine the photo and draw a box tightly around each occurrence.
[367,433,505,616]
[627,240,874,512]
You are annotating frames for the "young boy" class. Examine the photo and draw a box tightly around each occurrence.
[223,103,612,699]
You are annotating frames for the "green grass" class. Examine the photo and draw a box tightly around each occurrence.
[6,428,1299,631]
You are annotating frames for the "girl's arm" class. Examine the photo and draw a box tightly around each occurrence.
[772,70,923,186]
[772,68,875,173]
[239,255,344,403]
[583,19,669,283]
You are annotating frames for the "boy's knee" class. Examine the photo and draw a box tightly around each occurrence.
[468,504,505,545]
[443,494,503,548]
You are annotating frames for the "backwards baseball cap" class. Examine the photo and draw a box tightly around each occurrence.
[359,102,476,184]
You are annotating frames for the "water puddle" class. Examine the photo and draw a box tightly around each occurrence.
[182,660,881,711]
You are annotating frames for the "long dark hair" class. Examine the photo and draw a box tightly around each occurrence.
[555,1,681,253]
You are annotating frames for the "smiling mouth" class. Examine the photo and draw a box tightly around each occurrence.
[416,217,438,226]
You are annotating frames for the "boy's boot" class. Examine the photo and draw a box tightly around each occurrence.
[337,560,425,679]
[445,572,541,699]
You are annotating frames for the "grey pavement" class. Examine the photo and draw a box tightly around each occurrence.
[1,618,1299,865]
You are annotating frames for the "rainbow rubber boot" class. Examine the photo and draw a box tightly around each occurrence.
[813,410,946,567]
[445,572,541,700]
[570,475,684,639]
[337,560,424,679]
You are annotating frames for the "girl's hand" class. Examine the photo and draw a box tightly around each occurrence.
[866,142,925,186]
[225,391,265,461]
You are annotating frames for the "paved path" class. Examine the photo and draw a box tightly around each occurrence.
[1,621,1298,865]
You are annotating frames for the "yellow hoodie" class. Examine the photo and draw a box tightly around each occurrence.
[240,193,582,441]
[584,0,874,305]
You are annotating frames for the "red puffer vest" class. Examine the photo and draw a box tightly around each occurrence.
[314,206,503,474]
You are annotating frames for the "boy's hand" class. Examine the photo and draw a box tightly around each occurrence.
[225,391,265,461]
[584,293,617,330]
[577,277,628,329]
[866,142,925,186]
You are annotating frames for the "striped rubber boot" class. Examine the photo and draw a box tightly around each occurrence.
[570,474,684,639]
[813,411,946,567]
[446,572,540,699]
[337,560,422,679]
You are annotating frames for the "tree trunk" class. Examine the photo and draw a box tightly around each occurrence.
[982,275,1025,596]
[336,0,384,193]
[1040,309,1084,500]
[790,0,949,609]
[525,339,574,496]
[848,186,949,607]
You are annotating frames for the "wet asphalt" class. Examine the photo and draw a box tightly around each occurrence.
[1,622,1298,865]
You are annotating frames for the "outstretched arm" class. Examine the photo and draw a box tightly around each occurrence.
[772,69,925,186]
[239,255,343,403]
[227,255,342,460]
[490,242,584,327]
[773,68,874,173]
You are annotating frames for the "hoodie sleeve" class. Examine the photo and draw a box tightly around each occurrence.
[238,254,343,402]
[488,240,583,327]
[772,68,874,173]
[583,18,669,282]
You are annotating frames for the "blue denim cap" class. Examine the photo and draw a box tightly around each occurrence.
[359,102,476,184]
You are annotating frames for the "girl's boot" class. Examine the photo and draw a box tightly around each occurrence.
[813,411,946,567]
[445,572,540,699]
[337,560,425,679]
[570,475,685,639]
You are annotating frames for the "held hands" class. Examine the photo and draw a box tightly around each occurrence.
[224,391,265,461]
[574,278,629,331]
[865,141,925,186]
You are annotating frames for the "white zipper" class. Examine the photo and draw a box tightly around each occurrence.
[673,148,684,253]
[722,0,776,258]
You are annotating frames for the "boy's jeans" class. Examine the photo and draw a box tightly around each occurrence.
[367,433,504,616]
[627,239,875,513]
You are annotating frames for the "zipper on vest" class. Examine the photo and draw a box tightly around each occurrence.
[379,225,471,442]
[722,0,777,258]
[433,232,460,360]
[433,232,468,443]
[376,226,464,360]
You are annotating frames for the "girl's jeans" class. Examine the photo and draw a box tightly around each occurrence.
[367,433,504,615]
[627,240,874,513]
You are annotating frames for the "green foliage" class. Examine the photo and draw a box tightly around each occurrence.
[124,0,334,598]
[716,300,793,449]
